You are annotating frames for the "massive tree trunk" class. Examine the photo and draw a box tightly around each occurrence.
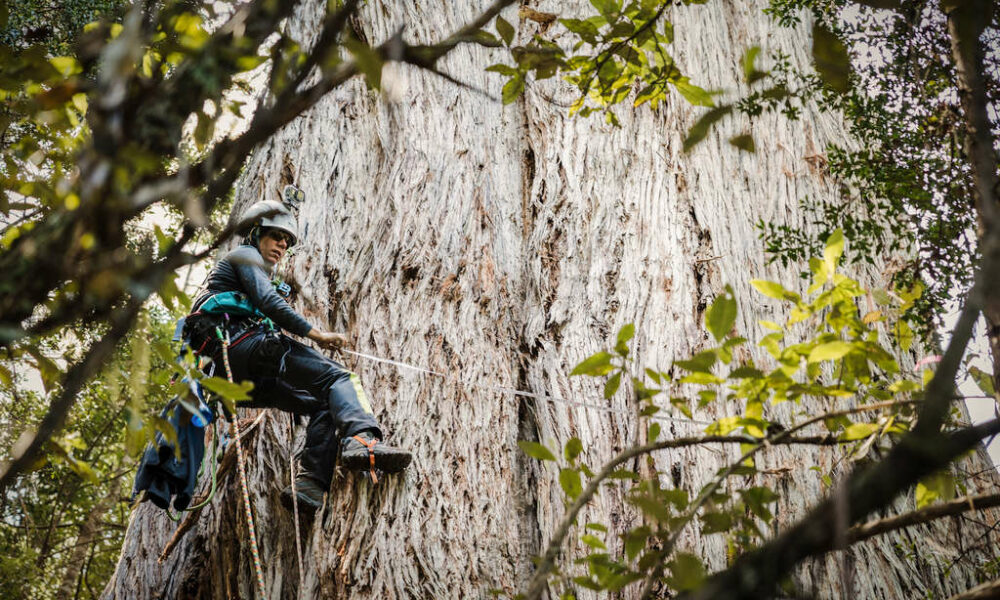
[104,1,999,598]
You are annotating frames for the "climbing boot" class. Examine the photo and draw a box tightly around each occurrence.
[281,475,326,516]
[340,432,412,479]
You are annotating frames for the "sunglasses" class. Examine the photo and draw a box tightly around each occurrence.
[265,230,294,245]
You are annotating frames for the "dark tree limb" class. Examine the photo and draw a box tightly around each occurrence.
[681,419,1000,600]
[848,492,1000,544]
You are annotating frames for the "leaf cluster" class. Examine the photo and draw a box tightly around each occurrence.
[517,232,974,597]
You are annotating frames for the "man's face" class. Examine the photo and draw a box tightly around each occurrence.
[259,228,291,264]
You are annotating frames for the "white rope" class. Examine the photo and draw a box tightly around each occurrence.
[287,420,305,595]
[339,348,715,427]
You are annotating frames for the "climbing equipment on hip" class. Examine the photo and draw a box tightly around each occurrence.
[177,291,276,360]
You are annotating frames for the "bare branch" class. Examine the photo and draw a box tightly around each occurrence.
[945,578,1000,600]
[848,492,1000,544]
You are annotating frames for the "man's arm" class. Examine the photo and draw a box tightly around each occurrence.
[228,246,314,336]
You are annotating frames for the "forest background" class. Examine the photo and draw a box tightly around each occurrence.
[0,0,998,598]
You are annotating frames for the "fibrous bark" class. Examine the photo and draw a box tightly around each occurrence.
[103,1,1000,599]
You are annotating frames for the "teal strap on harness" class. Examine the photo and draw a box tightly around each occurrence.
[197,291,266,320]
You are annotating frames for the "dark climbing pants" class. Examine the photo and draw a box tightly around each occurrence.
[227,330,381,488]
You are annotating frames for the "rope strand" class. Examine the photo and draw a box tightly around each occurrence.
[288,420,305,594]
[338,348,715,427]
[222,333,268,600]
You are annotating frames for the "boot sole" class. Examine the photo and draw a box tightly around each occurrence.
[341,450,412,474]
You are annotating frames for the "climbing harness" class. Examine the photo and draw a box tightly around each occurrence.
[337,348,716,428]
[220,327,268,600]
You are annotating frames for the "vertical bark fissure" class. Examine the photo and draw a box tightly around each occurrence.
[514,9,547,582]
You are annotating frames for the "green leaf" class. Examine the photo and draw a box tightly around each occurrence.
[667,552,706,592]
[728,366,763,379]
[680,372,723,385]
[560,467,583,499]
[502,74,525,105]
[485,63,518,76]
[807,341,854,363]
[840,422,878,441]
[590,0,619,19]
[742,46,766,84]
[345,37,382,90]
[615,323,635,355]
[894,319,914,352]
[823,229,845,274]
[193,112,215,149]
[560,18,600,43]
[50,56,81,76]
[572,576,603,591]
[631,496,671,522]
[200,376,253,402]
[915,471,955,508]
[701,511,732,534]
[671,396,692,418]
[580,533,606,550]
[571,351,615,376]
[682,105,732,152]
[496,15,515,46]
[624,526,651,559]
[729,134,755,153]
[674,350,716,373]
[741,486,778,521]
[518,440,556,461]
[648,422,661,441]
[26,347,61,393]
[969,366,996,397]
[812,22,851,94]
[564,437,583,462]
[604,371,622,399]
[673,79,715,107]
[705,285,737,342]
[750,279,799,301]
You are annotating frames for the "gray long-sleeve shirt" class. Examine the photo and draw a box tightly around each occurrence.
[195,245,312,336]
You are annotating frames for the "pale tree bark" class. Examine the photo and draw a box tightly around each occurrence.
[103,1,1000,599]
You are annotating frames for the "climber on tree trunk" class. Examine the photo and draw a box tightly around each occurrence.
[187,188,411,514]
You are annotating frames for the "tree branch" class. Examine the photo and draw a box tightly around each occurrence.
[681,419,1000,600]
[848,492,1000,544]
[945,578,1000,600]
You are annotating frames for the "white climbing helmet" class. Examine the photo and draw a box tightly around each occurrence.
[235,187,302,247]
